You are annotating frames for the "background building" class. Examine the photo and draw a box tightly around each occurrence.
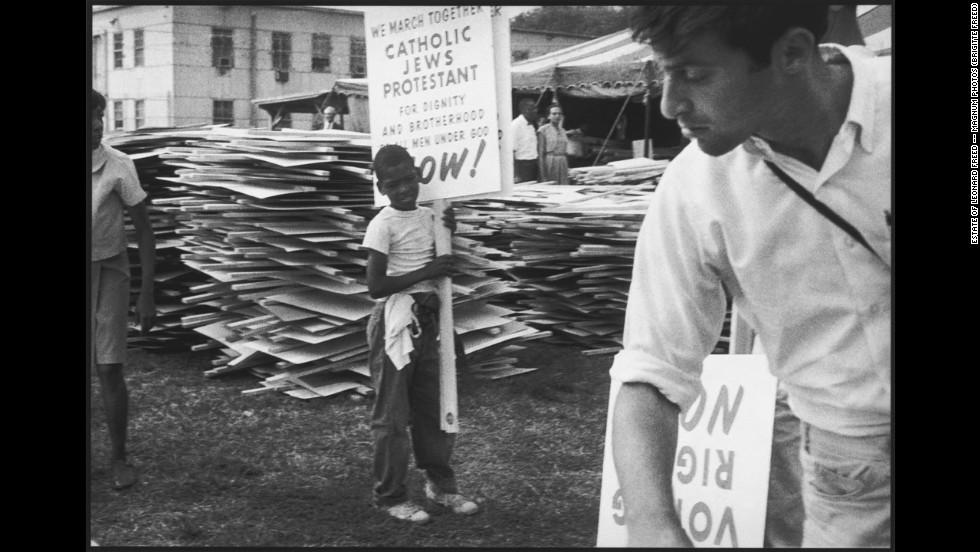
[94,5,887,134]
[92,5,599,133]
[92,5,366,132]
[510,28,597,62]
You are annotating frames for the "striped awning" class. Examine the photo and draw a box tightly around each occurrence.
[511,30,659,97]
[332,78,368,98]
[511,6,892,97]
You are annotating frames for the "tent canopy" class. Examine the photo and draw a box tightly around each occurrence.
[331,78,368,98]
[252,88,333,116]
[511,30,660,99]
[251,78,370,131]
[251,78,368,116]
[510,30,679,152]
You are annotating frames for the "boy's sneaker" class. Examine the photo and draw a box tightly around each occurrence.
[424,480,480,515]
[380,501,431,524]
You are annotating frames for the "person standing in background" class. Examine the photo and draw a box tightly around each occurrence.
[323,106,344,130]
[511,98,540,183]
[91,88,157,490]
[537,103,570,185]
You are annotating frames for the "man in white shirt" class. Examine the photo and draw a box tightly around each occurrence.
[511,98,539,183]
[609,5,891,548]
[323,106,344,130]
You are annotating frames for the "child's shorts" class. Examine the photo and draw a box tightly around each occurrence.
[91,252,131,366]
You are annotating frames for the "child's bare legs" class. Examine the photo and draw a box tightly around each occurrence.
[92,254,137,489]
[96,362,135,489]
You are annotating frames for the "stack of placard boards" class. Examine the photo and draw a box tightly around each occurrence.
[153,127,547,399]
[104,126,219,351]
[567,156,670,186]
[103,130,729,365]
[460,177,732,355]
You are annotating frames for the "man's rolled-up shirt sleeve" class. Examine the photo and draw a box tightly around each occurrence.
[609,171,728,413]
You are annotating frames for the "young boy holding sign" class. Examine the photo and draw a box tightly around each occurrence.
[362,144,479,524]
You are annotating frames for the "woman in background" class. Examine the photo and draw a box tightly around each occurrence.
[537,103,570,185]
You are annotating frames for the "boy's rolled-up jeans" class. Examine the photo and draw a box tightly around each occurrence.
[367,293,458,507]
[800,421,891,548]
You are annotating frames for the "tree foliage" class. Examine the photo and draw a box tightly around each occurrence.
[511,5,633,38]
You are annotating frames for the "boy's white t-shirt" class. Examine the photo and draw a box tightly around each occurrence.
[362,205,437,296]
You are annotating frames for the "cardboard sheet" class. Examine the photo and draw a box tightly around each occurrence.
[266,289,374,321]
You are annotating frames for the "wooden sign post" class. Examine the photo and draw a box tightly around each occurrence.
[434,198,457,432]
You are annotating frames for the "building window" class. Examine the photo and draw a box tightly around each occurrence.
[113,32,124,69]
[272,32,291,71]
[211,27,234,73]
[312,33,332,73]
[113,101,124,130]
[135,100,145,129]
[350,36,366,78]
[213,100,234,125]
[133,29,144,67]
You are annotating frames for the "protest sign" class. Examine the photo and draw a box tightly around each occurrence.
[364,6,502,204]
[489,5,514,199]
[596,354,778,547]
[362,6,509,431]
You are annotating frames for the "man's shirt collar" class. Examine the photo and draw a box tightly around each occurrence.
[743,44,878,159]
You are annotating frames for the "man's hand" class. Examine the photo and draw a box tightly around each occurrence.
[441,205,457,233]
[425,254,454,279]
[134,291,156,334]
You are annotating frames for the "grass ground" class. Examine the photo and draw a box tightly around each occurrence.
[88,342,614,547]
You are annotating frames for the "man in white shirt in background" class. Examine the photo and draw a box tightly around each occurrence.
[511,98,540,183]
[609,5,891,547]
[323,106,344,130]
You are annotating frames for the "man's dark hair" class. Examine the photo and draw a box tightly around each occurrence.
[92,88,107,111]
[374,144,414,179]
[630,5,829,67]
